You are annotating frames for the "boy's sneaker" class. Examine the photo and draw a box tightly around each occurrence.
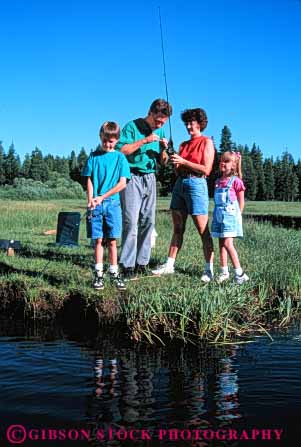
[110,272,126,291]
[235,272,249,285]
[200,270,214,283]
[152,263,175,275]
[216,272,230,283]
[93,272,104,290]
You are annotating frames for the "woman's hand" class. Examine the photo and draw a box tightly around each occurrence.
[170,153,187,166]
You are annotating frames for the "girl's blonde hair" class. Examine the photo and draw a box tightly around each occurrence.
[220,151,243,178]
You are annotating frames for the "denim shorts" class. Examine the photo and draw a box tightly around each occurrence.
[86,199,122,239]
[170,177,209,215]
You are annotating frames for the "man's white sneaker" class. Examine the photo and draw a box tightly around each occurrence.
[216,272,230,283]
[200,270,214,282]
[152,263,175,275]
[234,272,249,285]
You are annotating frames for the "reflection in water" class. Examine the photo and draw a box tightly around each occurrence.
[1,321,301,446]
[86,342,242,446]
[216,347,240,422]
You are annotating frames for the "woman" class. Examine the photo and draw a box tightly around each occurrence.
[152,108,215,281]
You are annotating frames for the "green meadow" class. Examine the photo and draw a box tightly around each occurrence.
[0,199,300,343]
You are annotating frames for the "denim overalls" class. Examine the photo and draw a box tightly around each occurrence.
[211,176,243,238]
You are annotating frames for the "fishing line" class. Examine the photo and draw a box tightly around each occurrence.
[158,6,174,154]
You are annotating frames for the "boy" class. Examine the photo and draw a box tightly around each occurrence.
[82,121,130,290]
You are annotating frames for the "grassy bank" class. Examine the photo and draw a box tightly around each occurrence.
[0,200,300,343]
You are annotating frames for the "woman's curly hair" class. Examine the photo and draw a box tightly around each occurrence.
[181,108,208,131]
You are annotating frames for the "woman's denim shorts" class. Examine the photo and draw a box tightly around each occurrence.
[170,177,209,215]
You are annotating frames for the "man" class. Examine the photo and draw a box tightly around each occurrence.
[116,98,172,278]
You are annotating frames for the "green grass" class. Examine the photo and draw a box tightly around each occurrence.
[157,196,301,216]
[0,199,300,343]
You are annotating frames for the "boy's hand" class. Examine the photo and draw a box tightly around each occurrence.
[93,196,103,207]
[88,196,102,209]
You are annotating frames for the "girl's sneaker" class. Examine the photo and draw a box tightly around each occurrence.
[152,263,175,275]
[235,272,249,285]
[200,271,214,282]
[93,272,104,290]
[216,272,230,283]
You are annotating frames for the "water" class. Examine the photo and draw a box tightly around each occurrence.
[1,321,301,446]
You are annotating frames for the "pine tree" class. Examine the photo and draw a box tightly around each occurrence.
[4,143,21,184]
[21,153,31,178]
[29,147,49,181]
[157,160,177,196]
[295,160,301,201]
[219,125,234,153]
[242,153,257,200]
[69,150,78,181]
[275,151,296,201]
[250,143,266,200]
[288,172,299,201]
[207,137,219,198]
[54,156,70,177]
[72,147,88,184]
[77,147,88,169]
[273,157,283,200]
[44,154,55,172]
[0,141,6,185]
[263,158,275,200]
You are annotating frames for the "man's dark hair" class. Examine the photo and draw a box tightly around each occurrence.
[99,121,120,140]
[181,108,208,131]
[149,98,172,117]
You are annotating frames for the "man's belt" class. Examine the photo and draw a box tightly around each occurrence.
[131,170,154,176]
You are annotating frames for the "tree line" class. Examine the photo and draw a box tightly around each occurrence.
[1,126,300,201]
[0,142,88,186]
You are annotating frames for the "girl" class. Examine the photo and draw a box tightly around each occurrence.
[211,151,249,284]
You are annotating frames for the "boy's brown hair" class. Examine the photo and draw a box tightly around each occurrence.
[99,121,120,141]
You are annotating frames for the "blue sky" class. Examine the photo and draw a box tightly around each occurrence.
[1,0,300,161]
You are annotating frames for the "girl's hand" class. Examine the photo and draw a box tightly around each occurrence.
[170,153,186,166]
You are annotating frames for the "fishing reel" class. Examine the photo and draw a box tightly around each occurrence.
[166,139,175,156]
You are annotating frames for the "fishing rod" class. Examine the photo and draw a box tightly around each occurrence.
[158,6,175,155]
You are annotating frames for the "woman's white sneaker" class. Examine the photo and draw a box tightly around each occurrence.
[200,271,214,282]
[216,272,230,283]
[235,272,249,285]
[152,263,175,275]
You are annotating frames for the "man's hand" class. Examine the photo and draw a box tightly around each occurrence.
[159,137,168,150]
[144,133,160,144]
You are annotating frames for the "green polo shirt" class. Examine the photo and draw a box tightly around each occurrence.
[115,118,166,174]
